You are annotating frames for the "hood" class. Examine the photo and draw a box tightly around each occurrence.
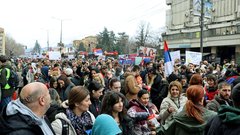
[218,105,240,124]
[6,99,42,124]
[91,114,122,135]
[0,99,42,134]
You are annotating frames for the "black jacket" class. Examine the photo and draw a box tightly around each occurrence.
[150,75,168,109]
[89,97,101,117]
[0,106,56,135]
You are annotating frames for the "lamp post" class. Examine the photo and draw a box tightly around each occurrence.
[200,0,204,59]
[52,17,68,53]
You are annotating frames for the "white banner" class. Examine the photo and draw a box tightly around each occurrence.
[186,51,202,65]
[49,51,61,60]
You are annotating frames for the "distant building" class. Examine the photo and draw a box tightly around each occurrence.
[73,36,97,52]
[0,27,5,55]
[163,0,240,64]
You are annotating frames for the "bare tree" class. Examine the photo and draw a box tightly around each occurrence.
[5,34,25,57]
[135,21,150,48]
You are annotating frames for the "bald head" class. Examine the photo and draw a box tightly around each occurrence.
[20,82,48,105]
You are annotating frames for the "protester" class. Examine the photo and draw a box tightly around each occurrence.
[124,65,142,101]
[0,55,16,110]
[0,82,55,135]
[57,74,75,101]
[205,83,240,135]
[159,81,187,130]
[206,81,233,112]
[127,89,157,135]
[88,80,104,117]
[108,78,122,92]
[162,85,217,135]
[51,86,95,135]
[101,91,135,135]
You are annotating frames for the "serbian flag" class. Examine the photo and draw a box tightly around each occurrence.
[164,41,174,77]
[93,48,103,56]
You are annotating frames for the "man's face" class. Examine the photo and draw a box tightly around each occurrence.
[220,85,231,100]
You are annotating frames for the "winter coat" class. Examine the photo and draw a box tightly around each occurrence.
[162,106,216,135]
[150,75,169,110]
[159,94,187,129]
[51,111,95,135]
[124,72,141,101]
[89,97,101,117]
[0,65,15,98]
[206,94,233,112]
[205,105,240,135]
[0,103,55,135]
[127,99,153,135]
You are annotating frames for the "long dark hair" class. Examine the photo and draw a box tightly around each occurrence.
[101,91,128,122]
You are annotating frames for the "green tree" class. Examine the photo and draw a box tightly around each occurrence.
[96,27,110,51]
[115,32,129,54]
[32,40,41,54]
[78,42,86,51]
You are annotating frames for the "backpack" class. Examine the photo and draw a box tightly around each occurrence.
[58,118,69,135]
[0,68,19,89]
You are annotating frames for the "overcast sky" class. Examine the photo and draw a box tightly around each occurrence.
[0,0,169,48]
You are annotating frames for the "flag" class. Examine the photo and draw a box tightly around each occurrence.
[164,41,174,77]
[93,48,103,56]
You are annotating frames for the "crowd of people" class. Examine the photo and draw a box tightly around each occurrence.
[0,54,240,135]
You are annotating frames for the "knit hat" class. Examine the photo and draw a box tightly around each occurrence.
[64,68,73,76]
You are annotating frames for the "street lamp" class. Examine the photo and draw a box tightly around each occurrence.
[52,17,68,53]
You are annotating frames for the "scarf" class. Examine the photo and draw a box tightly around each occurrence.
[66,109,93,135]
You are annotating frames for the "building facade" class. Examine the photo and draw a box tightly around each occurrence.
[0,27,5,55]
[73,36,97,52]
[162,0,240,64]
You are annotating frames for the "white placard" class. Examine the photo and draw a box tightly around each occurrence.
[186,51,202,65]
[170,50,181,65]
[49,51,61,60]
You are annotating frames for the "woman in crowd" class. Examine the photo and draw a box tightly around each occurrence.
[162,85,217,135]
[57,74,75,101]
[88,80,104,117]
[101,91,135,135]
[204,74,218,102]
[159,81,187,130]
[127,89,157,135]
[51,86,95,135]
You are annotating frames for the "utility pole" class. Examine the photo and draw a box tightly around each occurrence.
[200,0,204,59]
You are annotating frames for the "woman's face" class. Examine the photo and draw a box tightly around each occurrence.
[53,81,58,89]
[170,86,180,98]
[113,97,123,113]
[207,79,215,87]
[77,95,91,112]
[58,80,65,88]
[92,88,104,99]
[139,93,149,106]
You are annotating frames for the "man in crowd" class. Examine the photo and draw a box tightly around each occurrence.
[0,55,15,110]
[205,83,240,135]
[206,81,233,112]
[0,82,55,135]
